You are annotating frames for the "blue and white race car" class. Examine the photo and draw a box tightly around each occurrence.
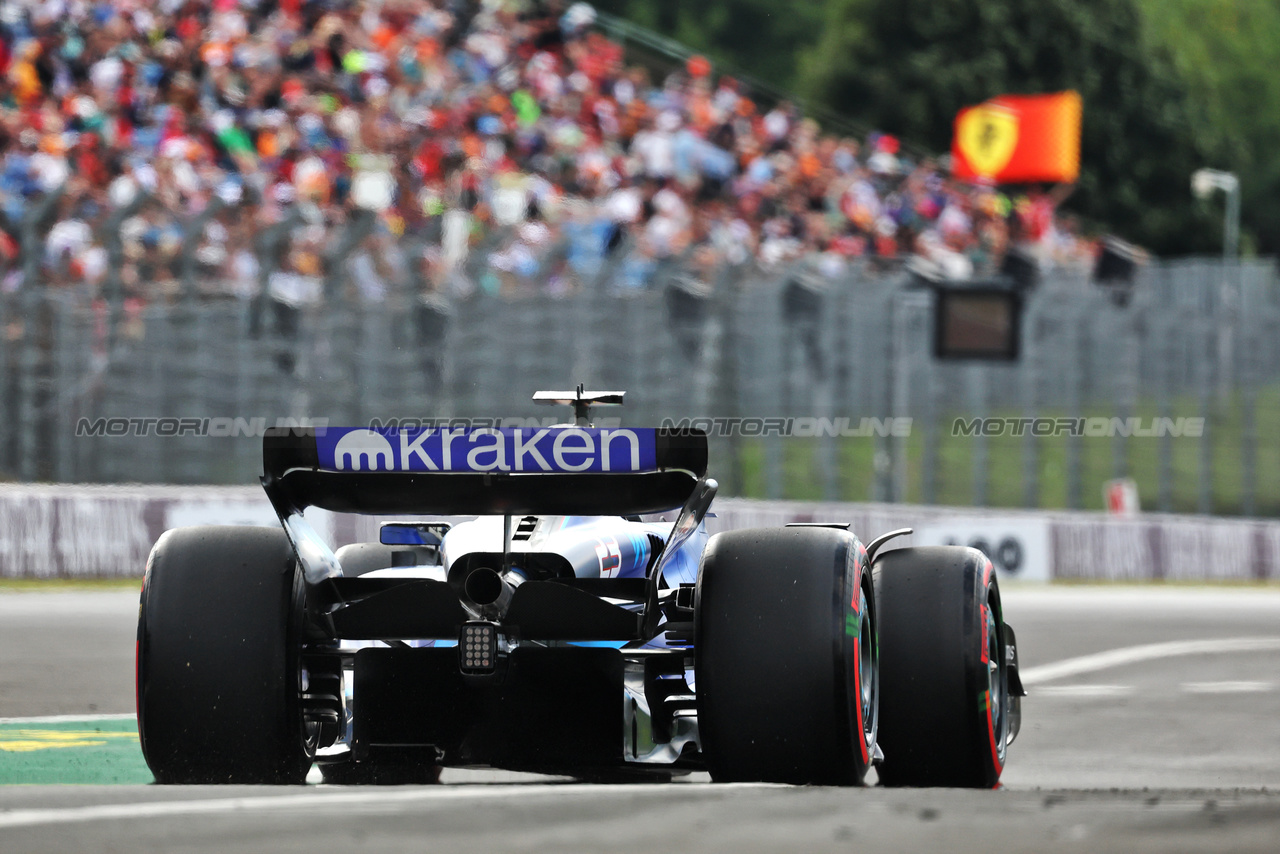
[136,390,1024,787]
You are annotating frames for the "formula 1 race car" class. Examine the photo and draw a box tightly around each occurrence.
[136,389,1025,787]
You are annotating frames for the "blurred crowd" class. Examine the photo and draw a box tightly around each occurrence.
[0,0,1096,309]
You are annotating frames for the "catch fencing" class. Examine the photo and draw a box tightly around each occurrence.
[1,209,1278,518]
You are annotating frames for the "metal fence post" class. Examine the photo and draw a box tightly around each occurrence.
[1198,317,1215,515]
[710,262,745,496]
[1241,321,1257,517]
[53,298,74,483]
[921,381,938,505]
[1112,302,1140,481]
[0,296,12,477]
[1065,315,1083,510]
[891,289,925,504]
[969,363,988,507]
[1216,259,1237,403]
[1020,298,1039,507]
[1157,307,1174,513]
[872,285,895,503]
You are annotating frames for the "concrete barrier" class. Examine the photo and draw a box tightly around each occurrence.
[0,486,1276,582]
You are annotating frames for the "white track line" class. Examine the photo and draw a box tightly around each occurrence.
[0,783,774,830]
[1181,681,1274,694]
[1020,637,1280,686]
[1033,685,1133,698]
[0,713,136,726]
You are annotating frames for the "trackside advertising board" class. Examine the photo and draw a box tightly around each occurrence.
[913,519,1053,583]
[4,489,1279,582]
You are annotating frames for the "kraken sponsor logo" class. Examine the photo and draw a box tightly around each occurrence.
[333,430,396,471]
[319,427,657,473]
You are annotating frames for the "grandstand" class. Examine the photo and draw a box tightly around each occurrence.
[0,0,1094,306]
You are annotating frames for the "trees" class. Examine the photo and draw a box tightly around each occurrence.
[597,0,1275,255]
[591,0,825,93]
[1136,0,1280,254]
[797,0,1218,254]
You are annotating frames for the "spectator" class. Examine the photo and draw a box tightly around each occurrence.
[0,0,1094,310]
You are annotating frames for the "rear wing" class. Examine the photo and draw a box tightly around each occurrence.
[261,426,708,517]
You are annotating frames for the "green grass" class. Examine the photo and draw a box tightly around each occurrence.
[733,436,878,501]
[731,385,1280,516]
[0,578,143,593]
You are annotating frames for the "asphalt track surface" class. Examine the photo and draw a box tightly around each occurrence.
[3,586,1280,852]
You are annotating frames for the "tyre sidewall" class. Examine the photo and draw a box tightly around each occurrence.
[874,546,1005,788]
[978,561,1008,782]
[138,525,310,784]
[695,527,874,785]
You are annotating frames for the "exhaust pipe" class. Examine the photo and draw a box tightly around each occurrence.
[462,566,523,617]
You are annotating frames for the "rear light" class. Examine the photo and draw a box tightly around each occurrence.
[459,622,498,674]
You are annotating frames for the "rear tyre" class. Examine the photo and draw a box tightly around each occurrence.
[137,526,314,784]
[873,546,1007,788]
[696,527,876,785]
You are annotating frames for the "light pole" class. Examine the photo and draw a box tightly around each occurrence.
[1192,168,1240,263]
[1191,168,1243,502]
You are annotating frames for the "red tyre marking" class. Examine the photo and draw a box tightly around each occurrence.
[980,603,989,664]
[981,558,1002,776]
[985,688,1003,775]
[852,632,868,765]
[851,559,868,764]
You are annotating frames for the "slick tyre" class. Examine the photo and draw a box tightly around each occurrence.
[137,526,314,784]
[873,546,1008,788]
[696,527,877,785]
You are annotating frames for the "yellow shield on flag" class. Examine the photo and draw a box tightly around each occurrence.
[956,103,1020,179]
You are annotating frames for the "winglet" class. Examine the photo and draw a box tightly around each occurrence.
[866,528,913,563]
[533,385,626,426]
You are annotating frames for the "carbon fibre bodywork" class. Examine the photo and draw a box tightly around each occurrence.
[140,406,1021,784]
[259,425,716,775]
